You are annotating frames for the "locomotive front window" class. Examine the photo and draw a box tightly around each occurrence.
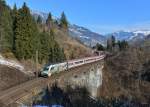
[43,67,49,71]
[51,67,55,70]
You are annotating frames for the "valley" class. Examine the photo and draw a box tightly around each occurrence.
[0,0,150,107]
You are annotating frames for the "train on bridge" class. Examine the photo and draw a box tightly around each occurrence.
[40,55,105,77]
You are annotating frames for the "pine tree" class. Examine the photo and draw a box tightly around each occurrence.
[0,0,6,7]
[12,4,17,20]
[107,39,112,51]
[37,15,42,24]
[52,42,65,63]
[121,40,128,50]
[54,19,59,26]
[48,29,65,63]
[0,0,13,52]
[48,30,55,63]
[107,36,116,52]
[14,2,38,59]
[96,43,105,51]
[54,42,60,62]
[37,29,66,64]
[117,40,121,50]
[49,47,54,63]
[117,40,129,51]
[60,12,68,29]
[111,35,116,47]
[12,4,17,51]
[46,12,52,29]
[37,32,50,63]
[50,28,54,40]
[60,48,66,62]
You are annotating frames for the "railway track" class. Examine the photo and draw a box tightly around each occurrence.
[0,59,104,106]
[0,77,47,106]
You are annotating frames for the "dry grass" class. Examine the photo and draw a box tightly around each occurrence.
[99,47,150,103]
[54,29,92,59]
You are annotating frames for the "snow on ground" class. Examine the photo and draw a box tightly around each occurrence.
[0,55,24,71]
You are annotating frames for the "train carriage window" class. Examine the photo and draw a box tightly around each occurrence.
[69,63,74,66]
[85,59,92,62]
[75,61,83,64]
[75,62,79,64]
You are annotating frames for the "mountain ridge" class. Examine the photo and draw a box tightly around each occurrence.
[31,10,107,47]
[31,10,150,46]
[106,30,150,41]
[69,24,106,46]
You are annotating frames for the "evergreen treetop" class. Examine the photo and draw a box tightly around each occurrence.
[46,12,52,26]
[14,2,38,59]
[60,12,68,29]
[111,35,116,47]
[37,15,42,24]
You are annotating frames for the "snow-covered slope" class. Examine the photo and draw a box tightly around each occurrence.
[133,30,150,35]
[0,55,24,71]
[106,30,150,41]
[69,24,106,46]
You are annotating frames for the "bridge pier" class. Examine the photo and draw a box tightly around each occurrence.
[56,61,104,98]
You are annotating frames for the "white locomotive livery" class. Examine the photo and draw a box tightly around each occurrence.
[40,55,105,77]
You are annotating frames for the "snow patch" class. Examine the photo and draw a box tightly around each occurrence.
[0,55,24,71]
[133,30,150,35]
[69,28,82,35]
[79,36,90,39]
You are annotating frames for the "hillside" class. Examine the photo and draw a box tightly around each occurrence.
[69,24,106,46]
[31,10,92,60]
[0,65,29,91]
[99,47,150,103]
[54,29,92,59]
[31,11,106,47]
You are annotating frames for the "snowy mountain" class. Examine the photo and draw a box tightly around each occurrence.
[133,30,150,35]
[69,24,106,46]
[31,10,48,22]
[31,10,150,46]
[31,10,106,47]
[106,30,150,41]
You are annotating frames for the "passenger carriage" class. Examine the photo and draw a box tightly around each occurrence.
[40,55,105,77]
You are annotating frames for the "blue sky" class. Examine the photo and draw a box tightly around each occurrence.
[6,0,150,34]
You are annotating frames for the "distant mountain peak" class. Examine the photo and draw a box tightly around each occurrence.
[69,24,106,46]
[106,30,150,44]
[133,30,150,35]
[31,10,48,19]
